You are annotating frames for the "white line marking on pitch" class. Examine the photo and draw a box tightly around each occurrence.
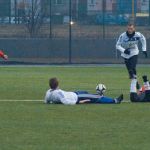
[0,100,43,102]
[0,100,131,103]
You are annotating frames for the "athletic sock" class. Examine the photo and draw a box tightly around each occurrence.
[144,81,150,90]
[130,79,137,93]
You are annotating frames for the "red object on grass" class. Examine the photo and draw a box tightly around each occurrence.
[0,50,5,58]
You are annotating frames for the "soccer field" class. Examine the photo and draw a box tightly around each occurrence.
[0,65,150,150]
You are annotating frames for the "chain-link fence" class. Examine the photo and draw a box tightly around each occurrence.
[0,0,150,64]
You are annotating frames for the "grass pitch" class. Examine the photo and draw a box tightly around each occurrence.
[0,65,150,150]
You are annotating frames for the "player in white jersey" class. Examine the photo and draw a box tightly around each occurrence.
[45,88,78,105]
[116,23,147,83]
[44,78,123,105]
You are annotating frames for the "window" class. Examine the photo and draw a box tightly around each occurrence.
[91,0,94,4]
[54,0,63,5]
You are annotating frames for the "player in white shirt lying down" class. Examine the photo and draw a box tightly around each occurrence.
[44,78,123,105]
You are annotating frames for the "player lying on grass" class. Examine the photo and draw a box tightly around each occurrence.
[0,50,8,60]
[44,77,123,105]
[130,75,150,102]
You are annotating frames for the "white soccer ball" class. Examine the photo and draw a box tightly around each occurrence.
[96,84,106,95]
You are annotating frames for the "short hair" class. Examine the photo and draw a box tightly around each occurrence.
[127,23,135,27]
[49,77,59,90]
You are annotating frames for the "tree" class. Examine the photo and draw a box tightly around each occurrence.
[23,0,43,38]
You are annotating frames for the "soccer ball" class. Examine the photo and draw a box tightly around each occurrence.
[96,84,106,95]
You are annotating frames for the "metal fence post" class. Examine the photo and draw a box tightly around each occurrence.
[102,0,106,39]
[132,0,134,18]
[9,0,11,24]
[49,0,52,38]
[69,0,72,64]
[15,0,17,24]
[132,0,135,22]
[149,0,150,25]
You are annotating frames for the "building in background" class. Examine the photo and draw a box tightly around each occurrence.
[117,0,137,15]
[0,0,149,24]
[40,0,117,19]
[86,0,117,15]
[137,0,149,13]
[0,0,10,17]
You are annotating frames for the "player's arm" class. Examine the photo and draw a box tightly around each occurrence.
[139,33,147,58]
[0,50,8,60]
[139,33,146,51]
[63,98,91,104]
[44,91,51,104]
[79,99,91,104]
[116,35,126,53]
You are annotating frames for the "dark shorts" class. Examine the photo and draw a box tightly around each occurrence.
[130,90,150,102]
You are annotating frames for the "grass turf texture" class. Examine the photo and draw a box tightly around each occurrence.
[0,66,150,150]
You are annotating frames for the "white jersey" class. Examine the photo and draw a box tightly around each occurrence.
[44,89,78,105]
[116,32,146,59]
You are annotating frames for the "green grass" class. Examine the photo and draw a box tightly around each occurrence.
[0,65,150,150]
[0,66,150,100]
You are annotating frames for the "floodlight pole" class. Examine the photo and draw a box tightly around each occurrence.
[69,0,72,64]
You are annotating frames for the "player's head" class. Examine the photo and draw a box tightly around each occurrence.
[127,23,135,34]
[49,77,59,90]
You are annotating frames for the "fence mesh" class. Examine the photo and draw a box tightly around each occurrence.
[0,0,149,64]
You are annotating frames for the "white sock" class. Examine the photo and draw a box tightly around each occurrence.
[130,79,137,93]
[144,81,150,90]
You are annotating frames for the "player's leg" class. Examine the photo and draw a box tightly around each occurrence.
[98,94,123,104]
[142,75,150,101]
[78,97,118,104]
[125,55,140,89]
[130,78,141,102]
[130,55,138,78]
[124,58,135,79]
[130,55,141,89]
[74,91,89,95]
[77,94,123,104]
[130,93,140,102]
[130,78,147,102]
[124,55,138,79]
[131,76,150,102]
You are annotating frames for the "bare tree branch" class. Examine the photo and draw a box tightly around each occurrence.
[23,0,44,38]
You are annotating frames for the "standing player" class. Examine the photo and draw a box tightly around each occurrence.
[0,50,8,60]
[116,23,147,83]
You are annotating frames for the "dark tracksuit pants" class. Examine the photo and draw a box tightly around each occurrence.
[124,55,138,79]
